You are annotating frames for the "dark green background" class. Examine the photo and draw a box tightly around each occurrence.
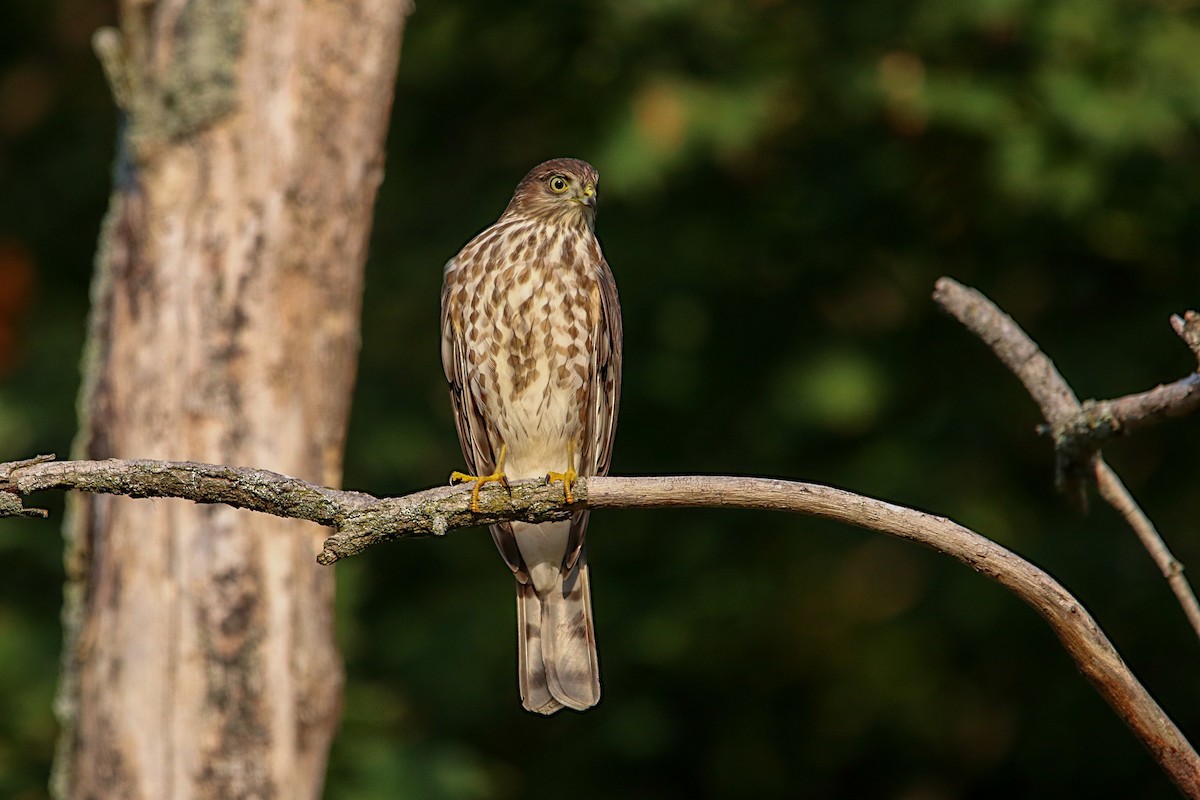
[3,0,1199,797]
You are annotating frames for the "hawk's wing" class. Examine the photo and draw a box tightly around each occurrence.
[440,265,496,477]
[441,259,528,580]
[563,257,623,573]
[588,257,623,478]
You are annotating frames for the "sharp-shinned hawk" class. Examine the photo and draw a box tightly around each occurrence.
[440,158,622,714]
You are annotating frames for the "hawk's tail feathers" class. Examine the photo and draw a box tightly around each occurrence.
[516,563,600,715]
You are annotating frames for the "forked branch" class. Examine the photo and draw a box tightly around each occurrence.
[933,278,1200,642]
[1,455,1197,796]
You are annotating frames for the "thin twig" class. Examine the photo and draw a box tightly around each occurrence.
[1079,373,1200,440]
[1093,461,1200,637]
[933,277,1200,644]
[1,455,1198,795]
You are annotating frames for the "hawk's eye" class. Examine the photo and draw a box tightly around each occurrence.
[548,176,570,193]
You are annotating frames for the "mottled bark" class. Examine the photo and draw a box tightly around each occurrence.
[53,1,410,798]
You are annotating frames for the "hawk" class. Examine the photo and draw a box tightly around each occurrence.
[440,158,622,714]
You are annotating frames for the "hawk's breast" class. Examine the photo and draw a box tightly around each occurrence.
[450,219,602,480]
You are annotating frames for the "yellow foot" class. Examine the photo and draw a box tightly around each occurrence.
[546,441,578,505]
[450,444,508,513]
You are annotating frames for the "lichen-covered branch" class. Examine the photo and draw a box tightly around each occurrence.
[0,456,572,562]
[2,456,363,526]
[932,277,1200,645]
[1172,310,1200,365]
[1,455,1198,795]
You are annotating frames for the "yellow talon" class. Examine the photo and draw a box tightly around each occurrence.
[546,440,578,505]
[450,444,508,513]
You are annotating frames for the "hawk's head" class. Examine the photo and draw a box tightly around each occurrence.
[502,158,600,228]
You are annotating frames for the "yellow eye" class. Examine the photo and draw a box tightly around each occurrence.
[548,176,569,193]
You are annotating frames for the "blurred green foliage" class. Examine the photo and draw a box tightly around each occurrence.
[3,0,1200,797]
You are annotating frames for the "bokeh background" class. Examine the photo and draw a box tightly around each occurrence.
[3,0,1200,797]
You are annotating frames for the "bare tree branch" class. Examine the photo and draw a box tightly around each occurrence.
[933,277,1200,479]
[1076,374,1200,441]
[1092,461,1200,638]
[932,278,1084,427]
[1172,310,1200,365]
[1,456,364,526]
[932,277,1200,644]
[1,454,1198,796]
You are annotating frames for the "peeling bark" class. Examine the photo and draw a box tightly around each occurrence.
[53,2,411,797]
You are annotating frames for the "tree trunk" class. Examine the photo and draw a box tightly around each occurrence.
[53,2,409,797]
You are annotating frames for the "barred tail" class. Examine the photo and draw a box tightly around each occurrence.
[516,561,600,714]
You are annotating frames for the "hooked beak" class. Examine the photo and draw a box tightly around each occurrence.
[577,182,597,209]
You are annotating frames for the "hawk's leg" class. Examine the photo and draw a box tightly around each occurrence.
[450,444,508,513]
[546,440,578,505]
